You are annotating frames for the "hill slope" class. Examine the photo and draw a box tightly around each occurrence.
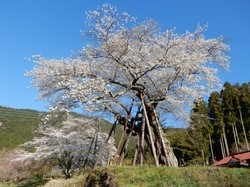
[0,106,123,151]
[0,106,41,150]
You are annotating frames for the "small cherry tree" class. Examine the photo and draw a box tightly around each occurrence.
[26,4,230,166]
[15,114,116,178]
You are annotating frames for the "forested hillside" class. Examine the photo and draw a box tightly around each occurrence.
[165,82,250,166]
[0,106,41,150]
[0,106,124,151]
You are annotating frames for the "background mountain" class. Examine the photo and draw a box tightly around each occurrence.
[0,106,40,150]
[0,106,125,151]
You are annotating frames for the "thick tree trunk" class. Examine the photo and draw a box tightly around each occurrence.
[112,93,175,167]
[154,109,171,166]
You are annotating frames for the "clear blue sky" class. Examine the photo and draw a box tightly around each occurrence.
[0,0,249,111]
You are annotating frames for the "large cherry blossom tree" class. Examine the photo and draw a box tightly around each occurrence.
[26,4,230,166]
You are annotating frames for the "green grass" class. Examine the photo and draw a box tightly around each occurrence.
[2,166,250,187]
[85,166,250,187]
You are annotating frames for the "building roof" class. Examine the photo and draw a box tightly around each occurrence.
[213,151,250,167]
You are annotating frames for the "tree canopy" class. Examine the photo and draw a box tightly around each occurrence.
[26,4,230,121]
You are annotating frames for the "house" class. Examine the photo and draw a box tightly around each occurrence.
[213,151,250,167]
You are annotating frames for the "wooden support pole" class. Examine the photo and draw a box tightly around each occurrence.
[140,116,145,166]
[141,94,159,167]
[132,137,139,166]
[113,95,136,164]
[153,108,170,166]
[119,124,133,165]
[92,120,117,171]
[113,120,127,164]
[107,136,114,165]
[83,133,96,169]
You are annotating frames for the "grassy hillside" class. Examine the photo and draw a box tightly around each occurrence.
[0,106,41,150]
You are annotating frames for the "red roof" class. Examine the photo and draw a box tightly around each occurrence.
[213,156,233,166]
[233,151,250,161]
[213,151,250,166]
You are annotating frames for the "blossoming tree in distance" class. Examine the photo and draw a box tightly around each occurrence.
[26,4,230,167]
[15,115,116,178]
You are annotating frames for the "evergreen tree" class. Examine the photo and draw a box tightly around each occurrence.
[208,82,250,159]
[188,97,213,165]
[164,128,193,166]
[208,91,225,160]
[220,82,238,153]
[238,82,250,150]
